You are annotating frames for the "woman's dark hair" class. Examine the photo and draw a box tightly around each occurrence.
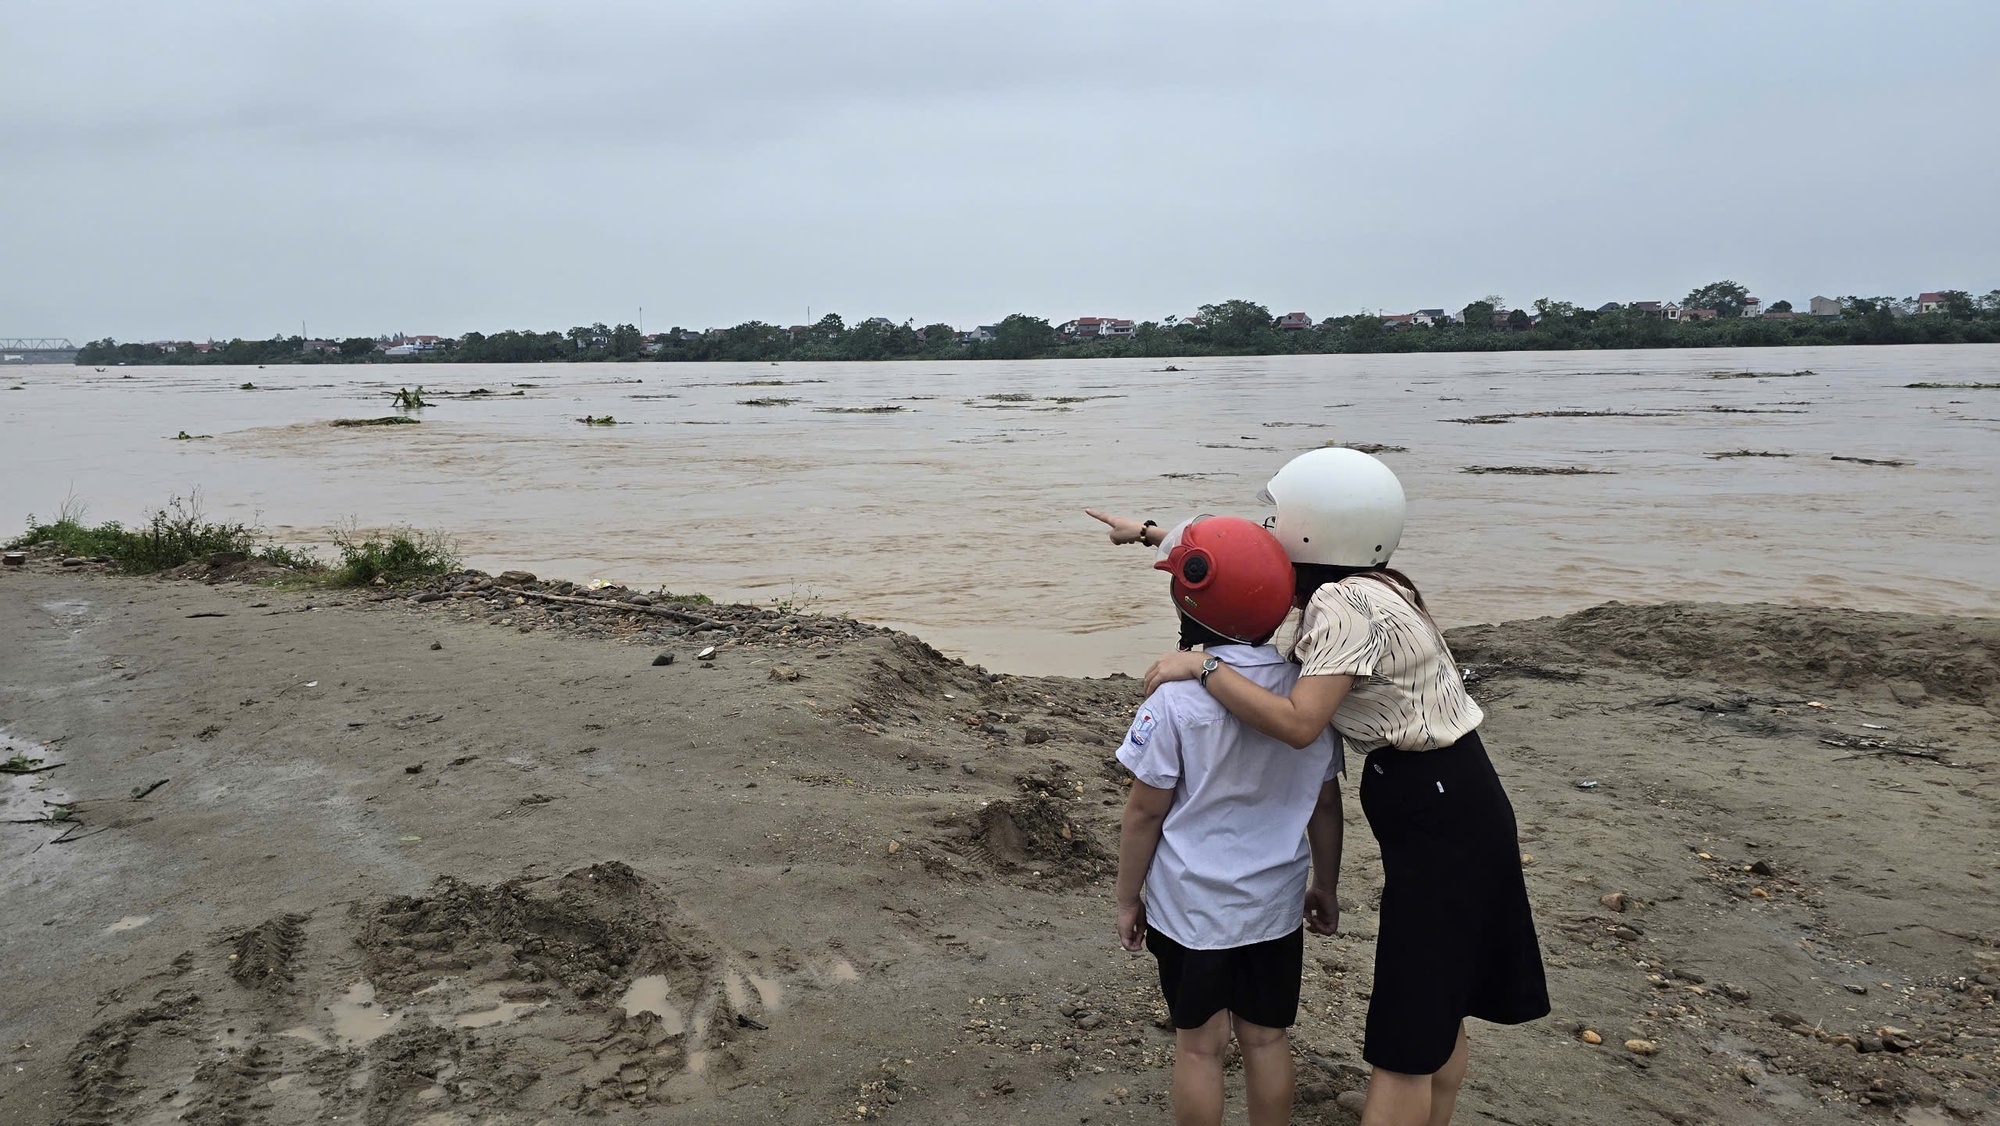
[1294,563,1428,611]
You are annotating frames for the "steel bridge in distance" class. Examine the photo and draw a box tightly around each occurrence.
[1,338,79,362]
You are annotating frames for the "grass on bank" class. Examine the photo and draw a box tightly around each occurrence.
[10,496,459,587]
[9,494,296,574]
[326,524,460,586]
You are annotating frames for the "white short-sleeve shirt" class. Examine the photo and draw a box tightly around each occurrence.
[1116,644,1342,950]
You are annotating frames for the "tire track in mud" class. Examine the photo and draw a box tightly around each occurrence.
[50,862,864,1123]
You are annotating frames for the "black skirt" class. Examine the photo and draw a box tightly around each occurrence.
[1358,728,1549,1075]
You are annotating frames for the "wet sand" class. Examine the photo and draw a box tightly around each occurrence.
[6,345,1997,676]
[3,559,1997,1124]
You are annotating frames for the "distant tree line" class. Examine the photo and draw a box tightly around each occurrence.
[73,287,2000,366]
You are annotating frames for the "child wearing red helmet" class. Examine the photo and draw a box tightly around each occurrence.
[1113,515,1345,1126]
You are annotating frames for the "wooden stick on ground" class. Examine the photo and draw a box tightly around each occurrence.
[505,588,733,632]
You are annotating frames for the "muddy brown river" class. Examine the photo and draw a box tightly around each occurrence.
[3,346,1994,674]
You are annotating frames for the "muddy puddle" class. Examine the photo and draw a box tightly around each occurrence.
[5,346,1995,674]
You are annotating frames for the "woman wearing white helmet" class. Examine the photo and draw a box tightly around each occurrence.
[1091,448,1548,1126]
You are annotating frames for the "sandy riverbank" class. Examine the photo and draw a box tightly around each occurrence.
[2,556,1997,1124]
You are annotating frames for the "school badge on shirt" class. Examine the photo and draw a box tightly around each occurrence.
[1129,711,1157,747]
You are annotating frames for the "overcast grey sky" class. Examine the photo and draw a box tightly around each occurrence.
[5,0,1996,341]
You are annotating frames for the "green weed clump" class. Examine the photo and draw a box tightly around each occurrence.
[10,495,320,575]
[331,527,460,586]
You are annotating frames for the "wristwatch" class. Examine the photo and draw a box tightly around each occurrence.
[1199,656,1220,684]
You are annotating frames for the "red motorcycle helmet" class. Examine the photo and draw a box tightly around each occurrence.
[1153,515,1295,644]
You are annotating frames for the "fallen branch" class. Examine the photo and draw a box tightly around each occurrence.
[1831,749,1968,767]
[504,588,733,632]
[1823,738,1969,767]
[131,778,169,800]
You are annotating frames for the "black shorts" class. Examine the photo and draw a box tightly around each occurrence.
[1146,926,1304,1030]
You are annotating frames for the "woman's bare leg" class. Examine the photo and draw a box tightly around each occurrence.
[1171,1010,1231,1126]
[1230,1014,1295,1126]
[1427,1024,1470,1126]
[1360,1066,1429,1126]
[1360,1022,1470,1126]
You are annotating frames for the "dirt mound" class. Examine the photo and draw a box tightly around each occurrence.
[953,780,1114,887]
[1448,602,2000,706]
[228,912,306,988]
[860,632,991,719]
[358,860,713,1000]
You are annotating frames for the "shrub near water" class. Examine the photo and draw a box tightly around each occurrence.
[331,527,460,586]
[10,495,282,574]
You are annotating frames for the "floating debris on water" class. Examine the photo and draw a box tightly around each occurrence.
[330,417,420,427]
[1460,466,1615,476]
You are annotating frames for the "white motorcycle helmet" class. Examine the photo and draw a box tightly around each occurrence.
[1259,447,1406,567]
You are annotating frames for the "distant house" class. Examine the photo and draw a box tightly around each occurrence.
[1411,308,1448,326]
[1275,311,1313,330]
[1596,302,1623,314]
[1740,297,1762,318]
[1101,319,1135,338]
[1682,307,1720,321]
[1379,313,1418,328]
[301,339,339,354]
[1060,317,1110,337]
[1917,291,1948,314]
[959,325,998,343]
[1629,301,1664,318]
[642,334,666,354]
[1809,296,1842,317]
[383,334,446,354]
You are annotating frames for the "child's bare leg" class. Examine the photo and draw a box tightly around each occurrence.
[1171,1010,1231,1126]
[1229,1014,1294,1126]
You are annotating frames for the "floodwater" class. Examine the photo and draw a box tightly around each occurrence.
[3,347,1995,676]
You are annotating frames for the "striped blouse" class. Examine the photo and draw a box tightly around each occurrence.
[1292,576,1483,753]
